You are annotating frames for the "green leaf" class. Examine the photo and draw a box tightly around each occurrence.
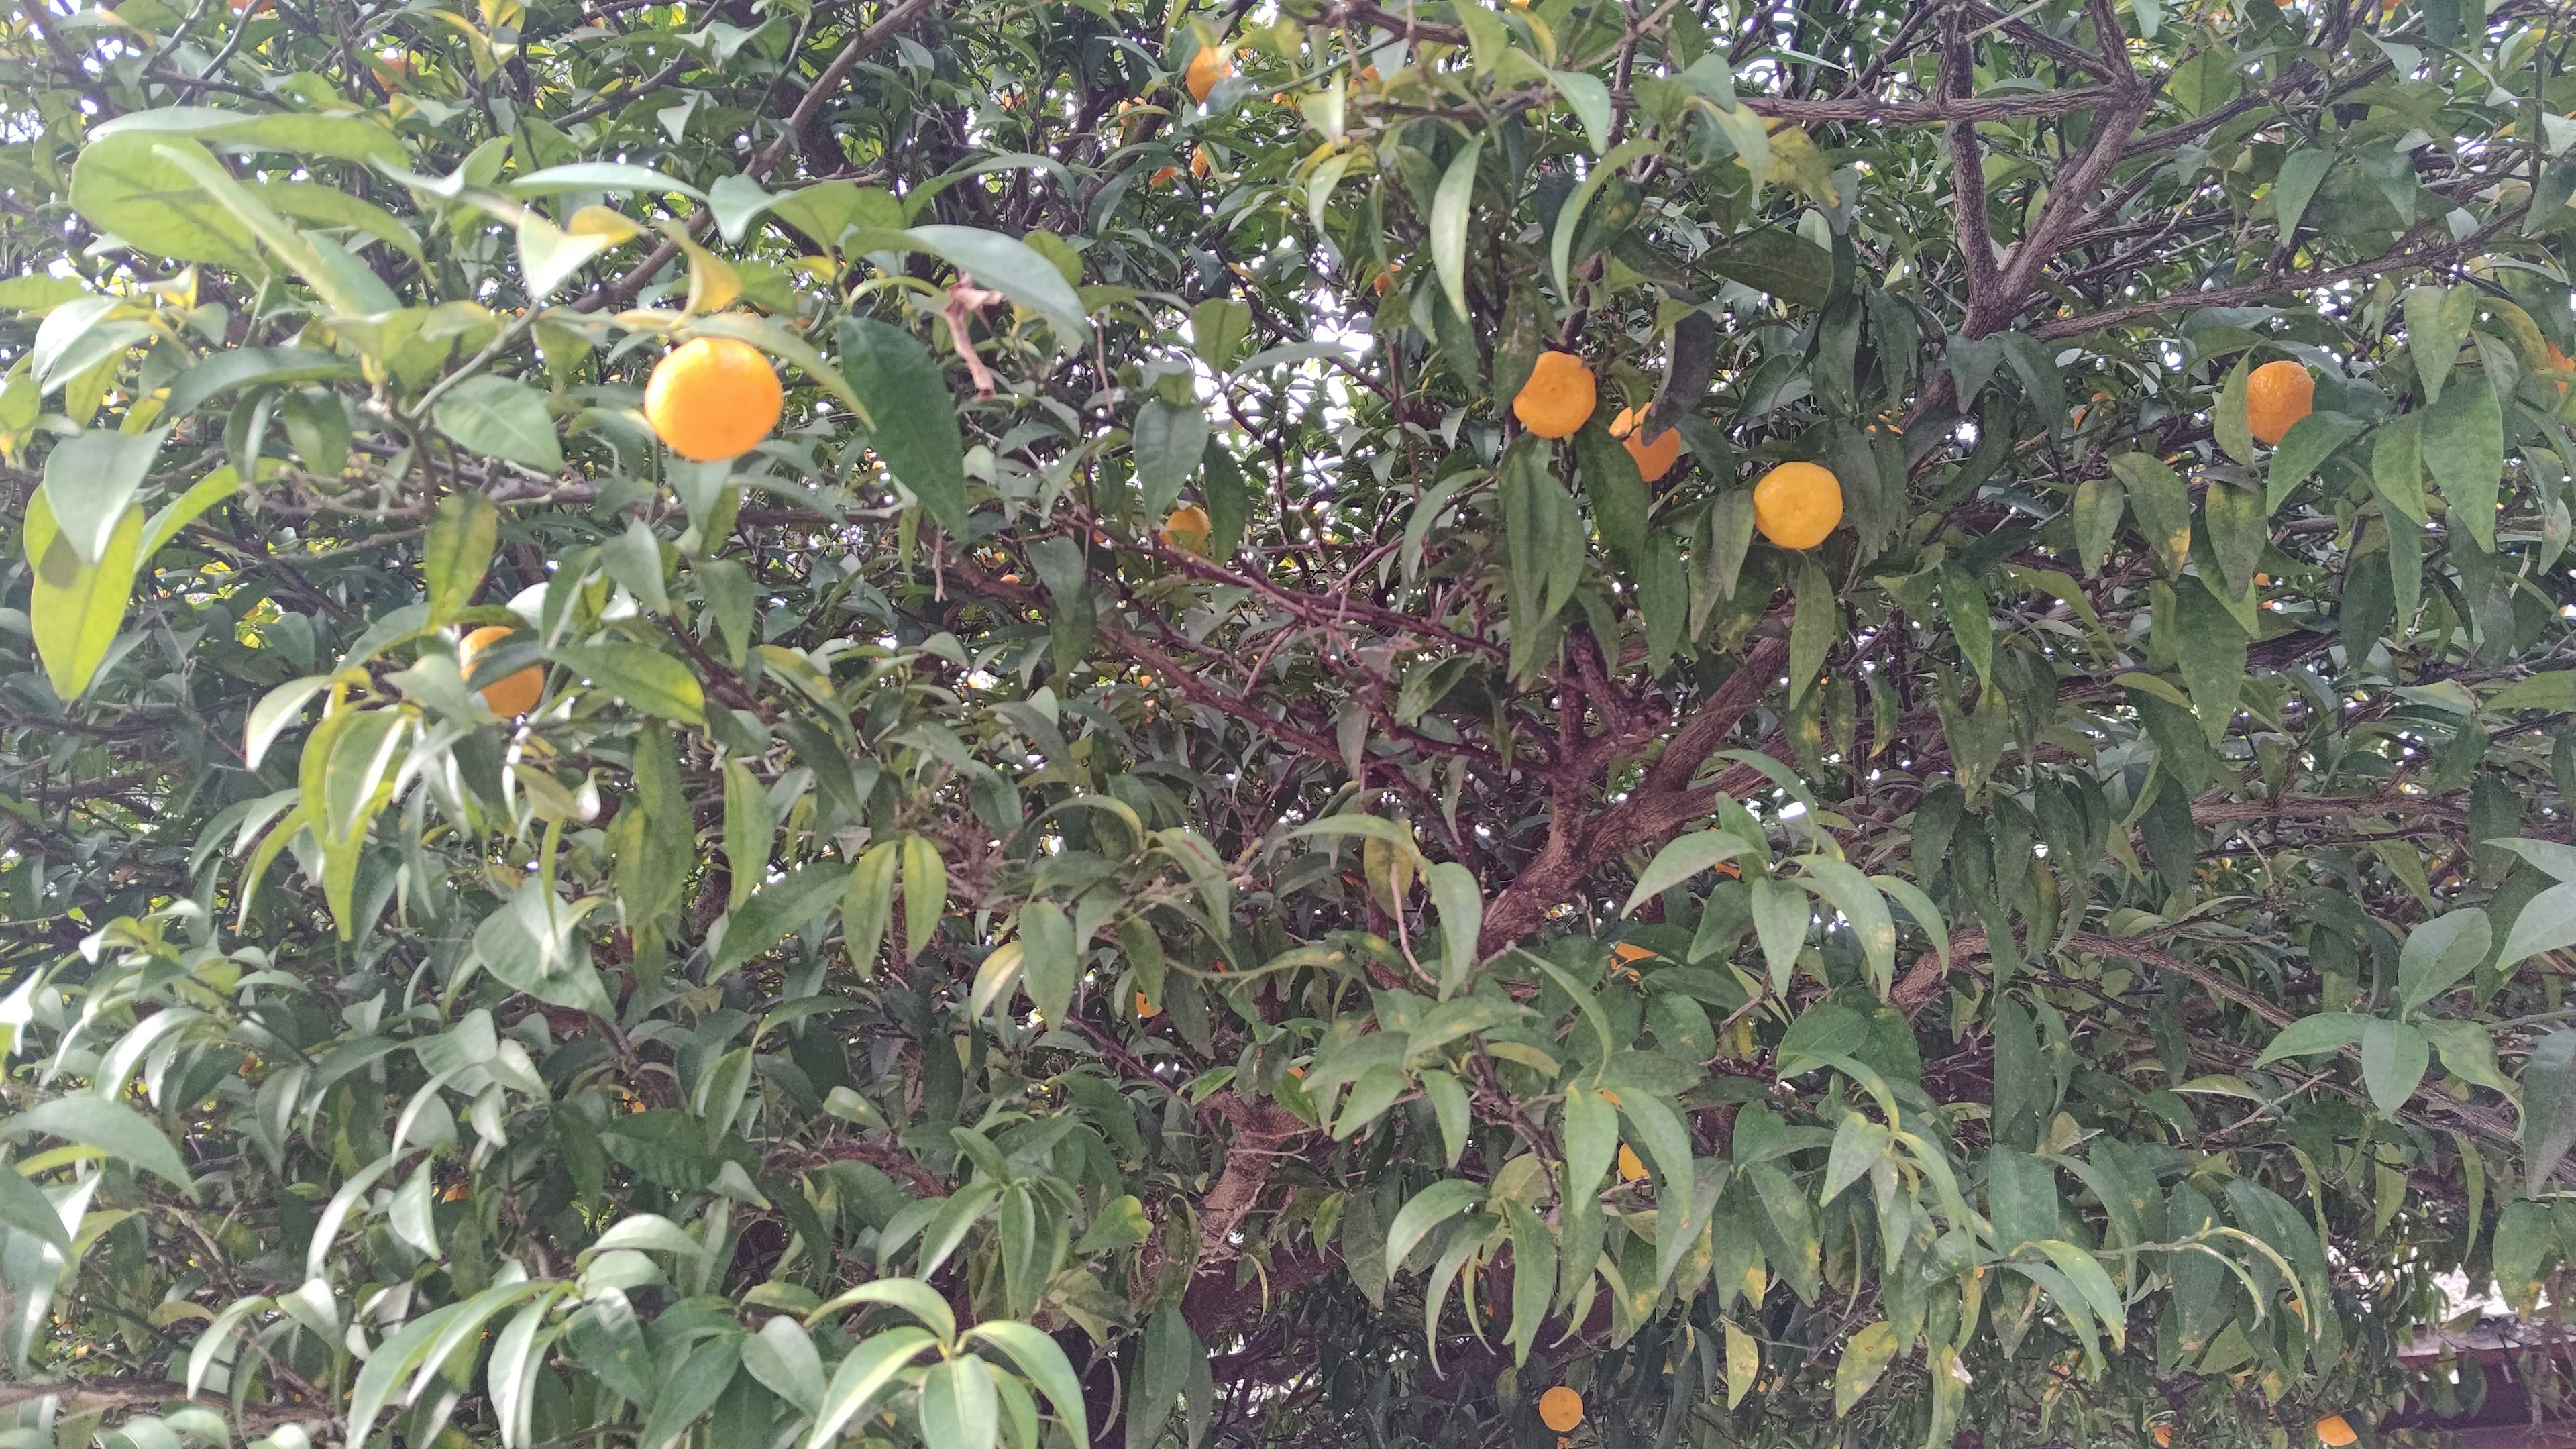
[2072,474,2123,576]
[0,1160,74,1258]
[164,347,361,419]
[2202,481,2267,598]
[804,1326,938,1449]
[637,1335,743,1449]
[901,833,947,959]
[920,1358,998,1449]
[2398,908,2491,1015]
[436,376,564,472]
[1429,135,1485,329]
[1424,861,1483,998]
[1132,399,1210,519]
[1574,415,1650,568]
[42,427,166,565]
[2527,1030,2576,1195]
[2421,370,2504,551]
[2360,1018,2430,1115]
[1549,72,1615,155]
[1834,1322,1899,1416]
[552,643,706,724]
[960,1321,1091,1449]
[1501,1199,1556,1364]
[2271,149,2332,241]
[1386,1179,1483,1269]
[1788,559,1837,705]
[842,842,900,973]
[2404,284,2475,405]
[2265,412,2367,513]
[1702,228,1831,309]
[838,316,969,537]
[2254,1011,2374,1065]
[714,861,855,973]
[1018,898,1076,1025]
[907,225,1092,342]
[2215,356,2254,464]
[1725,1322,1759,1408]
[425,492,499,627]
[2170,575,2249,745]
[1794,855,1896,998]
[2502,883,2576,972]
[93,105,405,165]
[1126,1305,1198,1449]
[1625,831,1761,914]
[1750,876,1809,996]
[1190,297,1252,372]
[24,492,142,702]
[2109,453,2191,576]
[5,1096,193,1193]
[67,130,256,269]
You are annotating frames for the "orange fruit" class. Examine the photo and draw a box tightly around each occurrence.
[1161,504,1212,555]
[1752,462,1843,549]
[1185,47,1232,103]
[1136,993,1159,1019]
[1150,166,1180,187]
[644,337,782,462]
[1538,1387,1585,1433]
[1512,351,1596,438]
[460,626,543,718]
[1609,405,1682,482]
[2314,1416,2356,1447]
[2154,1427,2174,1448]
[2245,359,2313,446]
[1191,146,1212,178]
[2546,343,2573,397]
[1616,1144,1646,1181]
[1610,941,1655,964]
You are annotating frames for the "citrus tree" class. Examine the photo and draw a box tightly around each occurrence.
[2,0,2575,1448]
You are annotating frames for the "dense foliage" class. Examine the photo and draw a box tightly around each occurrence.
[3,0,2576,1447]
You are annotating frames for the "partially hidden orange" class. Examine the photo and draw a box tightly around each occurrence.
[1161,504,1212,555]
[2314,1416,2356,1447]
[1752,462,1843,549]
[2154,1426,2174,1448]
[1539,1386,1585,1433]
[1616,1144,1646,1181]
[1185,47,1232,103]
[1512,351,1596,439]
[2246,359,2313,446]
[460,626,543,718]
[1610,405,1682,482]
[644,337,782,462]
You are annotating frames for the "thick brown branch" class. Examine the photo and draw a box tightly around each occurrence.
[1477,637,1788,955]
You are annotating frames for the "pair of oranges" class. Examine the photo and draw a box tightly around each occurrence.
[2151,1413,2359,1447]
[1510,351,1843,551]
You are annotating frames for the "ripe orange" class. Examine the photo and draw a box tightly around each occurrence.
[1185,47,1232,103]
[1191,146,1212,178]
[1538,1386,1585,1433]
[2245,359,2313,446]
[643,337,782,462]
[2154,1426,2174,1448]
[1616,1144,1646,1181]
[1161,504,1212,555]
[1610,405,1682,482]
[1610,941,1655,964]
[1150,166,1180,187]
[1752,462,1843,549]
[2546,343,2573,397]
[460,626,542,718]
[1136,993,1159,1019]
[1512,351,1596,438]
[2314,1416,2356,1447]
